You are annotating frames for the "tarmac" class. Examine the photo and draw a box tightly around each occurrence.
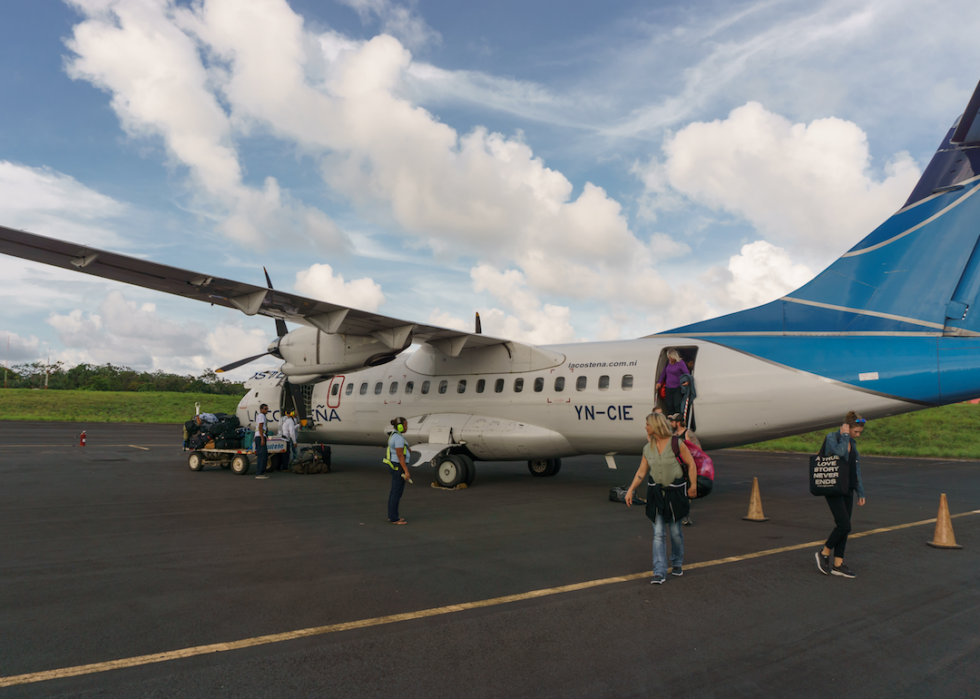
[0,421,978,698]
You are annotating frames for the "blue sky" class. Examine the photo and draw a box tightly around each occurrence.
[2,0,980,380]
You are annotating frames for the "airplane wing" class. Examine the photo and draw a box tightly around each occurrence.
[0,224,500,356]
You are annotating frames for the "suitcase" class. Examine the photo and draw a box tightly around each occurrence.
[609,485,644,504]
[215,437,241,449]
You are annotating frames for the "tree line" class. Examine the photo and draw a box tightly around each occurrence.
[2,362,246,395]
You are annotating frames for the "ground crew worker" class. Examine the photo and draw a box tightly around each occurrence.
[255,404,270,480]
[384,417,412,524]
[279,410,299,471]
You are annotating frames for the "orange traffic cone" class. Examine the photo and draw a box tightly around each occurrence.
[927,493,962,549]
[742,477,769,522]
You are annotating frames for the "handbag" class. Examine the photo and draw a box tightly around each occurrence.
[659,384,666,398]
[809,438,850,496]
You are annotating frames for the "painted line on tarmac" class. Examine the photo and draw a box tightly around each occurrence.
[3,508,978,688]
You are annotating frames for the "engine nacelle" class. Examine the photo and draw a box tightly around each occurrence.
[274,327,408,381]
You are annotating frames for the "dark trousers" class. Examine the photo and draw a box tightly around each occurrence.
[825,490,854,559]
[388,468,405,521]
[665,387,683,414]
[255,438,269,475]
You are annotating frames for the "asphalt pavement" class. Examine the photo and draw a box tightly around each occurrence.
[0,422,978,698]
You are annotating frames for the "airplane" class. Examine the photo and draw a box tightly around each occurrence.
[3,75,980,487]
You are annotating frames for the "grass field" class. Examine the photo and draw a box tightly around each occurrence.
[0,389,242,423]
[735,402,980,459]
[2,389,979,459]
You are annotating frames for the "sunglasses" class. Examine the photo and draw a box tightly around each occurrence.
[853,418,866,424]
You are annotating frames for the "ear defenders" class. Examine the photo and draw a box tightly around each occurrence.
[397,422,406,433]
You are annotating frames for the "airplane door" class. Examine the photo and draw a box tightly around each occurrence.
[326,376,345,409]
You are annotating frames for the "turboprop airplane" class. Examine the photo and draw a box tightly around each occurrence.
[3,77,980,487]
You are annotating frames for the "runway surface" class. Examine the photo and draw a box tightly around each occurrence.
[0,422,978,698]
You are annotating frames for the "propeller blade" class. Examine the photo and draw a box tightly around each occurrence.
[215,351,271,373]
[263,267,289,338]
[475,311,482,334]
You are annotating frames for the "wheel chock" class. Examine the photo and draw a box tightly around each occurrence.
[742,477,769,522]
[927,493,962,549]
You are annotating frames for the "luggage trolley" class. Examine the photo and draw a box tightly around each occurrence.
[183,404,287,475]
[184,437,287,475]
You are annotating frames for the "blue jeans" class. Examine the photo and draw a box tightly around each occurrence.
[388,468,405,521]
[281,439,297,470]
[255,438,268,475]
[652,513,684,576]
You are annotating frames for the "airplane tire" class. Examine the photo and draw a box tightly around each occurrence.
[549,458,562,477]
[434,454,466,488]
[528,458,554,477]
[458,454,476,486]
[188,452,205,471]
[231,454,250,475]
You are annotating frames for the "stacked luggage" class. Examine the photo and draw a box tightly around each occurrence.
[183,413,242,450]
[292,444,332,474]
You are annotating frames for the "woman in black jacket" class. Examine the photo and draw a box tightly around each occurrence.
[815,411,867,579]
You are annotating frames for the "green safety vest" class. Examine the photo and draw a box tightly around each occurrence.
[383,433,410,470]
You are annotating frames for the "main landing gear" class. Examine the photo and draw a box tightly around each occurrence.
[527,458,562,477]
[433,453,476,488]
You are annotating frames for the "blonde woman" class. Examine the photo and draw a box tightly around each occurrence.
[626,413,698,584]
[656,349,686,414]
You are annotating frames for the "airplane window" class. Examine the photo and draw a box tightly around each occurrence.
[389,382,398,395]
[421,381,430,394]
[534,377,544,392]
[439,380,448,394]
[622,375,633,390]
[599,375,609,390]
[457,380,467,394]
[576,376,587,391]
[476,379,486,393]
[405,381,414,395]
[555,377,565,392]
[494,378,504,393]
[331,383,340,396]
[345,383,354,396]
[360,382,368,395]
[514,378,524,393]
[374,382,383,395]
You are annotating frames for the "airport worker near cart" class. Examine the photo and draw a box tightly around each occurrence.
[655,349,687,415]
[279,410,299,471]
[625,413,698,584]
[384,417,412,524]
[254,404,270,480]
[815,411,867,579]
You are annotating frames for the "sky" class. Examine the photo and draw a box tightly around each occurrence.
[2,0,980,381]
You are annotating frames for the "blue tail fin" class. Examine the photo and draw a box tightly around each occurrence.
[665,77,980,339]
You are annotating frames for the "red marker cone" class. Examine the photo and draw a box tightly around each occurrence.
[80,431,86,447]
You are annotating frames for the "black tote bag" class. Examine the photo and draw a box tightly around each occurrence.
[809,439,850,496]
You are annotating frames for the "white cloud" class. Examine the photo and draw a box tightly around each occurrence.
[336,0,440,50]
[64,0,349,253]
[702,240,815,310]
[640,102,921,256]
[0,161,125,246]
[427,309,468,332]
[0,331,41,363]
[471,264,576,344]
[294,263,386,311]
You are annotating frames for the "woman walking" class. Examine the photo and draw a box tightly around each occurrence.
[384,417,412,524]
[815,411,867,578]
[625,413,698,584]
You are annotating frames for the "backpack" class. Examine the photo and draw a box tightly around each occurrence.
[670,436,714,498]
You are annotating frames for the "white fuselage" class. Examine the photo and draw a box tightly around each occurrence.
[237,337,917,459]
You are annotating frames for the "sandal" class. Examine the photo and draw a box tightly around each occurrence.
[390,519,408,525]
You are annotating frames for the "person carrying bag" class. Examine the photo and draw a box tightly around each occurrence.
[813,411,867,579]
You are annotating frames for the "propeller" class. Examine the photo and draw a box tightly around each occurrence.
[214,268,310,425]
[215,267,286,374]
